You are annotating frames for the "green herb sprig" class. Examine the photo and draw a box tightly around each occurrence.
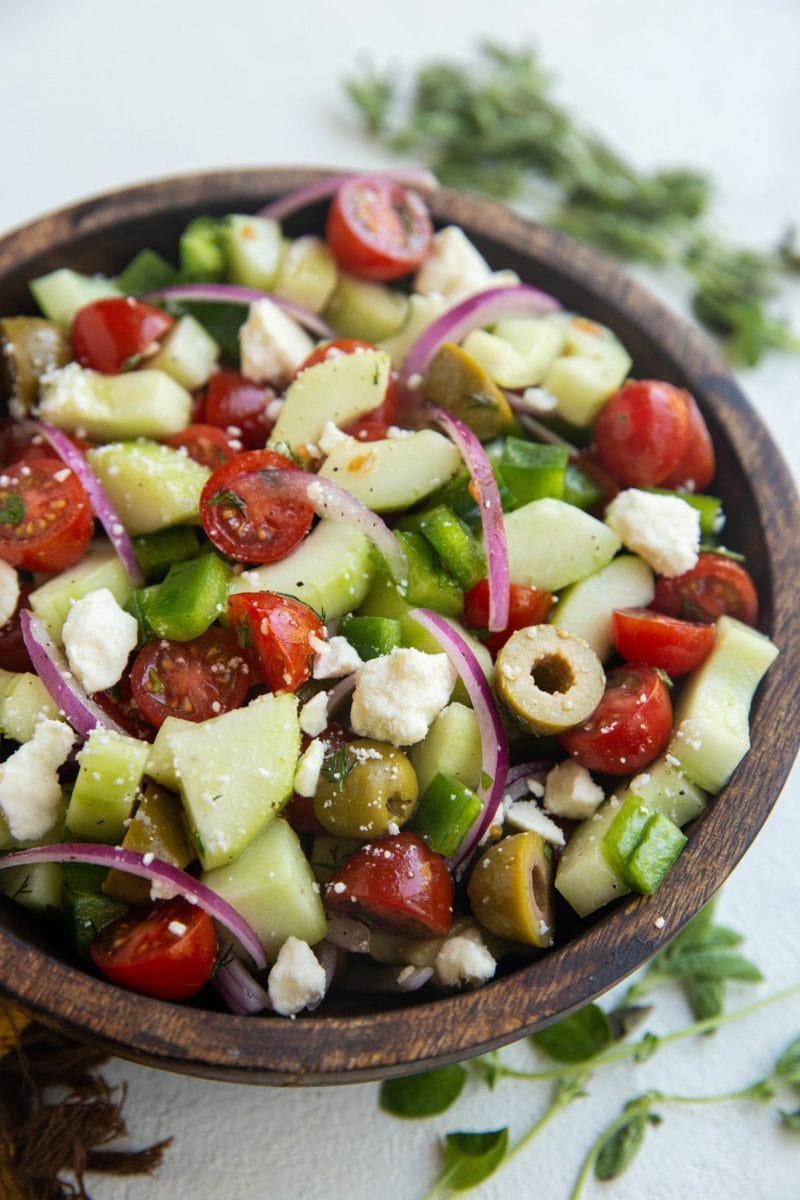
[346,43,799,365]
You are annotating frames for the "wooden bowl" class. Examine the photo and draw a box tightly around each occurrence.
[0,168,797,1085]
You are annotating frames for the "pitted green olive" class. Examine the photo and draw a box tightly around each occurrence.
[0,317,70,416]
[467,831,555,947]
[495,624,605,735]
[313,739,419,840]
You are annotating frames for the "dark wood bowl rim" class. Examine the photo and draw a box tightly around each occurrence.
[0,167,797,1085]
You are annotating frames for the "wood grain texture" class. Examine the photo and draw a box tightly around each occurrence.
[0,168,797,1085]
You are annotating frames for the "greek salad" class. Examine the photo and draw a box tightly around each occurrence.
[0,172,779,1017]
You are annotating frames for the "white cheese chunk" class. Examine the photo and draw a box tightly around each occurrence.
[543,760,605,820]
[318,420,354,457]
[504,799,565,846]
[434,925,496,989]
[311,634,363,680]
[268,936,327,1017]
[61,587,139,694]
[0,719,75,840]
[299,690,329,737]
[605,489,700,578]
[293,737,325,798]
[414,226,518,305]
[350,647,457,746]
[0,560,20,627]
[239,298,314,386]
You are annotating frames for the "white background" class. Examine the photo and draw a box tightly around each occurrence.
[1,2,799,1197]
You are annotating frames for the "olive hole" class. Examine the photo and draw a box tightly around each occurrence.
[531,653,574,695]
[531,864,546,912]
[387,794,406,817]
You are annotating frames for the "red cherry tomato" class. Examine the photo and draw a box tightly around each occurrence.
[326,176,433,282]
[0,583,33,672]
[324,831,453,937]
[659,393,715,491]
[0,420,91,467]
[166,423,239,469]
[611,607,716,676]
[463,578,554,655]
[0,457,93,573]
[199,449,313,564]
[90,896,217,1000]
[558,664,673,776]
[71,298,174,374]
[298,337,378,372]
[204,370,277,449]
[92,676,155,742]
[652,553,758,626]
[129,627,251,729]
[594,380,692,488]
[227,590,324,693]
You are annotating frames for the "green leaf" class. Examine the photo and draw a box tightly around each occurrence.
[684,977,726,1023]
[532,1003,612,1063]
[436,1128,509,1192]
[661,947,763,984]
[779,1108,800,1133]
[379,1064,466,1119]
[594,1108,661,1182]
[0,494,24,524]
[775,1035,800,1087]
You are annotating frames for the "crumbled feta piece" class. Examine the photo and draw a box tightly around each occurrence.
[318,420,353,457]
[543,760,605,820]
[293,738,325,798]
[61,588,139,694]
[350,647,457,746]
[239,298,314,386]
[414,226,518,304]
[605,489,700,578]
[311,635,363,680]
[0,719,74,840]
[267,936,327,1017]
[299,690,329,737]
[434,925,496,989]
[504,799,565,846]
[0,560,20,627]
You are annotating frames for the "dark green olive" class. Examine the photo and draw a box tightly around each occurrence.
[467,831,555,947]
[0,317,71,417]
[314,739,418,840]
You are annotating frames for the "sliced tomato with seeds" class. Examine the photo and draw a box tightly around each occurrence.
[463,578,554,655]
[652,552,758,626]
[199,449,313,564]
[129,627,250,728]
[93,675,155,742]
[326,176,433,282]
[204,369,277,449]
[227,590,324,693]
[611,607,716,676]
[166,423,239,469]
[90,896,217,1000]
[558,664,673,776]
[0,457,93,573]
[71,297,174,375]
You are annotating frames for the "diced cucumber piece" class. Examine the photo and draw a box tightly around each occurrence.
[541,315,632,427]
[179,216,226,282]
[230,519,374,622]
[378,293,445,369]
[550,554,655,660]
[273,235,338,314]
[0,862,62,913]
[38,364,192,441]
[323,272,408,343]
[498,439,568,505]
[87,440,210,535]
[29,543,134,642]
[462,316,565,388]
[115,249,178,295]
[66,728,150,843]
[339,614,402,661]
[0,673,61,743]
[318,430,462,513]
[201,818,327,961]
[623,812,687,895]
[411,772,482,857]
[132,526,200,584]
[269,349,391,456]
[165,693,300,870]
[612,754,708,828]
[503,498,622,592]
[220,214,283,289]
[29,268,121,328]
[409,702,483,795]
[145,716,190,793]
[148,314,219,391]
[668,615,779,794]
[146,553,230,641]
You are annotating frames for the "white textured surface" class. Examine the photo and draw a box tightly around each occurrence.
[1,1,799,1197]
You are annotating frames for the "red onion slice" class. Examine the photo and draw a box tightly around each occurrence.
[302,475,408,589]
[326,673,356,718]
[20,610,128,738]
[214,957,271,1014]
[432,407,508,632]
[408,608,509,871]
[144,284,333,339]
[400,283,560,392]
[0,843,267,969]
[35,422,143,586]
[257,169,439,222]
[324,913,371,954]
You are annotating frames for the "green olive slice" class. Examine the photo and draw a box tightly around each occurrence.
[495,624,605,734]
[0,317,70,418]
[421,342,513,439]
[467,831,554,947]
[313,739,419,840]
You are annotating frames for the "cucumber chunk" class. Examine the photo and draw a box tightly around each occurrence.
[273,236,338,314]
[318,430,462,513]
[30,268,121,328]
[462,316,565,389]
[503,498,622,592]
[66,728,151,843]
[323,273,408,343]
[148,314,219,391]
[0,862,63,913]
[409,702,483,795]
[220,215,282,290]
[29,543,134,642]
[87,440,210,536]
[38,364,192,441]
[0,673,62,743]
[550,554,655,660]
[269,348,391,456]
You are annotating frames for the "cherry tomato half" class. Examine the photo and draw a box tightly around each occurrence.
[0,457,94,573]
[199,449,314,564]
[71,297,174,375]
[558,664,673,776]
[324,831,453,937]
[652,552,758,626]
[204,370,277,449]
[166,423,239,469]
[326,176,433,282]
[227,590,324,693]
[129,627,251,729]
[611,607,716,676]
[0,582,33,672]
[463,578,554,656]
[90,896,217,1000]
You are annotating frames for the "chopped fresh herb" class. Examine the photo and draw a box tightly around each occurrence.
[0,494,25,524]
[208,488,246,512]
[321,745,356,787]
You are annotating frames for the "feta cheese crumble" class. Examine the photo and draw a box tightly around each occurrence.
[267,936,327,1017]
[0,719,75,840]
[434,925,497,989]
[239,298,314,386]
[293,738,325,798]
[349,647,457,746]
[414,226,518,304]
[605,489,700,578]
[504,799,565,846]
[311,635,363,680]
[61,588,139,694]
[299,690,329,737]
[0,560,20,628]
[543,760,605,820]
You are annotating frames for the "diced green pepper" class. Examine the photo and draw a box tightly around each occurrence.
[339,614,403,660]
[126,584,160,644]
[132,526,201,583]
[498,438,568,504]
[62,889,126,966]
[563,461,604,511]
[146,553,231,641]
[411,771,482,858]
[116,249,179,295]
[624,812,688,895]
[418,504,486,590]
[602,794,653,876]
[395,531,463,617]
[424,466,516,529]
[179,216,226,281]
